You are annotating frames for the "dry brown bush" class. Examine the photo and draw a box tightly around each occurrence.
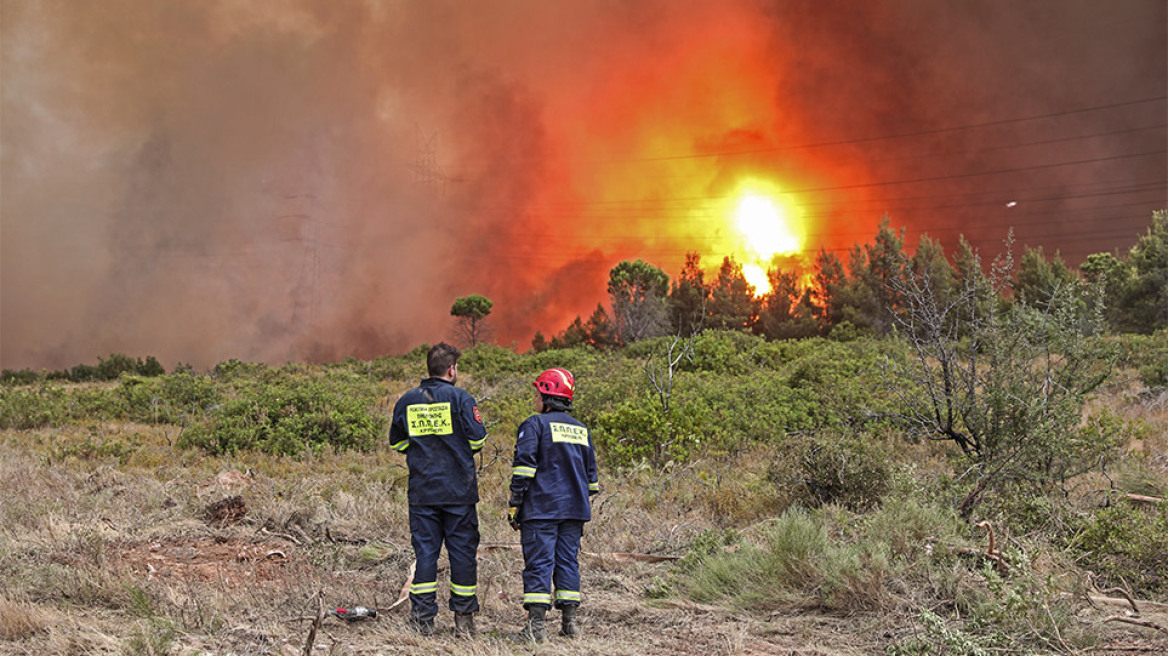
[0,596,48,640]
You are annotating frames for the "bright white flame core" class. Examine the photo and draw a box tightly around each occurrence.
[742,263,768,293]
[731,192,802,296]
[735,194,799,257]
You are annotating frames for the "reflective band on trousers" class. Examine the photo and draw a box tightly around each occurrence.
[523,592,552,605]
[554,590,580,602]
[450,582,477,597]
[512,466,536,478]
[410,581,438,595]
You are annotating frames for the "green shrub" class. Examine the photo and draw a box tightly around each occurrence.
[888,609,993,656]
[677,372,823,449]
[460,343,525,379]
[117,373,221,425]
[0,383,71,429]
[772,433,891,511]
[529,347,628,382]
[69,386,129,420]
[95,353,139,380]
[678,528,741,572]
[681,330,767,374]
[859,496,963,561]
[68,363,100,382]
[211,359,269,382]
[1108,330,1168,373]
[179,380,383,456]
[590,395,706,466]
[358,354,411,381]
[49,432,137,464]
[686,507,827,610]
[1069,501,1168,594]
[54,354,165,382]
[0,368,41,385]
[1140,360,1168,387]
[686,507,892,612]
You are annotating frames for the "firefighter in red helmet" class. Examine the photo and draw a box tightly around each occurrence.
[508,368,599,642]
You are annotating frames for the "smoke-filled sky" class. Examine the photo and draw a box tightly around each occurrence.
[2,0,1165,371]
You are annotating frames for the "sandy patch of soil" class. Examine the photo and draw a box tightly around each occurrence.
[118,537,295,584]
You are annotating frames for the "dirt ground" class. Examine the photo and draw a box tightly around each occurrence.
[2,419,1166,655]
[72,533,1163,655]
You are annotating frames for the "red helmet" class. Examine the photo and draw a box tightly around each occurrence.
[533,368,575,400]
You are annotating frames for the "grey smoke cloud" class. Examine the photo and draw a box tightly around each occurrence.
[2,0,1164,370]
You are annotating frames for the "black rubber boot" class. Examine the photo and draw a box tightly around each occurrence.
[520,606,547,643]
[408,615,435,636]
[560,604,580,638]
[454,611,475,636]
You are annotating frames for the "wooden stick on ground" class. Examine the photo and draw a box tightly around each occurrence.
[303,590,324,656]
[1102,615,1168,635]
[1123,493,1166,505]
[1097,586,1140,614]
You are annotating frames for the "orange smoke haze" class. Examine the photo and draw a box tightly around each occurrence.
[2,1,1164,370]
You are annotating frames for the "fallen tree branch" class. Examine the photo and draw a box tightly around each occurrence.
[1060,592,1168,613]
[1102,615,1168,635]
[1098,586,1141,614]
[324,527,368,545]
[584,551,681,563]
[1123,493,1166,505]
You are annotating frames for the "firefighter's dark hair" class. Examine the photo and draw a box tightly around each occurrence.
[427,342,462,377]
[542,394,572,413]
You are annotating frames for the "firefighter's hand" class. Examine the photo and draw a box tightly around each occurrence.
[507,506,521,531]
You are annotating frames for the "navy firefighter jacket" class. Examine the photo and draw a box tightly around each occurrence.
[389,377,487,506]
[510,411,599,521]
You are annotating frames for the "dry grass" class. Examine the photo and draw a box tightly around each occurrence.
[0,596,49,641]
[0,422,883,655]
[1,365,1166,655]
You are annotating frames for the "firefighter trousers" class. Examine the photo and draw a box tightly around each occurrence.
[408,504,480,620]
[520,518,584,608]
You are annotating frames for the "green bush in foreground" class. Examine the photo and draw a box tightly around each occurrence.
[1069,501,1168,594]
[683,501,1095,651]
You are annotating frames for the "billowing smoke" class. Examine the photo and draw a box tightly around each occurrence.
[2,0,1164,370]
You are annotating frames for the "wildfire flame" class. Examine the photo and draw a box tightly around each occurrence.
[726,183,805,295]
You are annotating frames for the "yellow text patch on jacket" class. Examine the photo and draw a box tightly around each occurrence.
[408,403,453,436]
[550,422,588,446]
